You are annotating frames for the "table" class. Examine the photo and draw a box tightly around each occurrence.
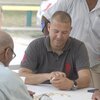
[26,84,93,100]
[11,70,93,100]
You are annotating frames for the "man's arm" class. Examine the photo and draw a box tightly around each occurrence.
[76,69,91,88]
[19,67,90,90]
[50,68,91,90]
[19,68,66,85]
[19,67,50,85]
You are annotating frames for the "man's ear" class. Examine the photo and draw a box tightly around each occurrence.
[4,48,12,66]
[4,48,10,59]
[47,23,50,32]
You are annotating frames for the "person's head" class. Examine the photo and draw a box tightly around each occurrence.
[48,11,72,52]
[0,31,16,66]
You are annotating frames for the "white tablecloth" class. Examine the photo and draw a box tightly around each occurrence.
[12,70,93,100]
[26,84,93,100]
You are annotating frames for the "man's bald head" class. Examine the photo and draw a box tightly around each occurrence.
[0,31,14,66]
[50,11,72,25]
[0,31,14,51]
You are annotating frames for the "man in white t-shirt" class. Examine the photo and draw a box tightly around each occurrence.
[41,0,100,88]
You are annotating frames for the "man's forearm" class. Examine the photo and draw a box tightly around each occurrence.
[76,70,91,88]
[24,73,50,85]
[19,68,50,84]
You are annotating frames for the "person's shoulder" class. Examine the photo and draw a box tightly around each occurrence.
[69,37,87,54]
[72,38,82,43]
[70,37,85,48]
[28,36,46,49]
[29,36,45,44]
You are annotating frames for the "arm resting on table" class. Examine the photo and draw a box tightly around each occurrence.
[76,69,91,89]
[19,67,50,85]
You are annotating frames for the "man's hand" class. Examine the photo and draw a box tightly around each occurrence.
[49,71,73,90]
[28,90,35,98]
[92,90,100,100]
[49,71,66,80]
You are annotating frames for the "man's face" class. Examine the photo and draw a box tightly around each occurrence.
[48,20,72,51]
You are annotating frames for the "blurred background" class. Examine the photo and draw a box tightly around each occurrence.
[0,0,46,67]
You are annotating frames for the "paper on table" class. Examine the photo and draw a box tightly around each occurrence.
[27,84,60,95]
[26,84,93,100]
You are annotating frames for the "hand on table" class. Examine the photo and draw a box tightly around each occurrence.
[50,71,66,80]
[28,90,35,98]
[49,71,72,90]
[92,90,100,100]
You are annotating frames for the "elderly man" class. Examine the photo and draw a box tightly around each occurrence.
[0,31,33,100]
[19,11,90,90]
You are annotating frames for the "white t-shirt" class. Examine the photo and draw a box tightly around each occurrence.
[43,0,100,67]
[0,62,33,100]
